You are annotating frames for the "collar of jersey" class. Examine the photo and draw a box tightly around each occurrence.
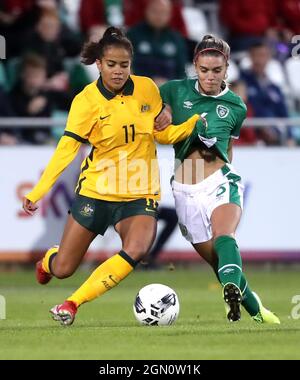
[194,80,229,98]
[97,76,134,100]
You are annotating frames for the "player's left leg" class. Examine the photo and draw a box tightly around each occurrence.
[193,240,260,320]
[53,214,157,325]
[193,240,279,323]
[210,204,280,323]
[211,203,243,321]
[37,215,97,285]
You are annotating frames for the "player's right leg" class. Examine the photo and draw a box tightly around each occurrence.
[36,215,96,285]
[36,245,58,285]
[52,214,157,326]
[51,198,158,326]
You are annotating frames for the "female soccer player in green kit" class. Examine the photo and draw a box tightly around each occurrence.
[160,35,280,323]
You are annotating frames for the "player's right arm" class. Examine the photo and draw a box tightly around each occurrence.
[23,92,96,215]
[23,137,82,214]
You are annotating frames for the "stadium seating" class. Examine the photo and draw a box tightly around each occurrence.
[182,6,208,42]
[0,62,7,91]
[285,57,300,99]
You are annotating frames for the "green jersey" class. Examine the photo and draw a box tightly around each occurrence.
[160,79,247,164]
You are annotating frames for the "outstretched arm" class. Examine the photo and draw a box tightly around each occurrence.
[154,114,201,144]
[23,136,82,214]
[23,90,97,214]
[154,105,172,131]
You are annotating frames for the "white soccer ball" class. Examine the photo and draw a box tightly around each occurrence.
[133,283,180,326]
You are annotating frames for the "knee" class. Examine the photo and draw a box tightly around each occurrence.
[123,244,149,262]
[213,232,235,241]
[52,260,75,279]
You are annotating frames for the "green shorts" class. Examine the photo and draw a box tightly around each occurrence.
[70,194,159,235]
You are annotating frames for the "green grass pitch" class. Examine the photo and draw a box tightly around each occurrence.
[0,266,299,360]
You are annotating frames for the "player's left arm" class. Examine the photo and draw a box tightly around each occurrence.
[146,78,200,143]
[154,114,200,144]
[154,104,172,131]
[231,104,247,140]
[228,138,233,163]
[229,104,247,162]
[146,78,172,131]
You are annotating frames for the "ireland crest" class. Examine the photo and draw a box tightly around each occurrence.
[216,105,229,118]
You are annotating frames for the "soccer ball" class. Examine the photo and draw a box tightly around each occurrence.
[133,283,180,326]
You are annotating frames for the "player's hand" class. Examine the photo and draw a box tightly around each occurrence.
[23,197,38,216]
[199,113,208,128]
[154,105,172,131]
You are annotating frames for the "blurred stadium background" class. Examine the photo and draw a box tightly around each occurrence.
[1,0,300,360]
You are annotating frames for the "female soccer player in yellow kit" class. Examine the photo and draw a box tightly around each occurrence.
[22,27,200,325]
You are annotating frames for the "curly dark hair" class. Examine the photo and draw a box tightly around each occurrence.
[81,26,133,65]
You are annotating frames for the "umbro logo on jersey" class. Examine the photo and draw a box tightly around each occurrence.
[100,114,111,120]
[183,101,193,109]
[223,268,234,274]
[216,105,229,118]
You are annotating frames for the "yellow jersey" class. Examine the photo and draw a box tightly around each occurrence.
[26,75,199,203]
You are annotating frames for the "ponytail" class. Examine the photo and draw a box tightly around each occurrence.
[193,34,230,63]
[81,26,133,65]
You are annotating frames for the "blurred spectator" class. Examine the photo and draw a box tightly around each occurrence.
[79,0,106,35]
[0,0,36,57]
[240,42,295,146]
[124,0,187,36]
[0,85,18,145]
[10,54,71,144]
[23,8,81,85]
[127,0,188,84]
[0,0,63,57]
[230,80,258,145]
[262,0,300,63]
[276,0,300,35]
[219,0,277,52]
[79,0,187,37]
[188,0,219,3]
[79,0,123,35]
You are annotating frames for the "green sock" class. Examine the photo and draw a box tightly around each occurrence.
[214,235,242,288]
[240,273,260,316]
[213,268,260,317]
